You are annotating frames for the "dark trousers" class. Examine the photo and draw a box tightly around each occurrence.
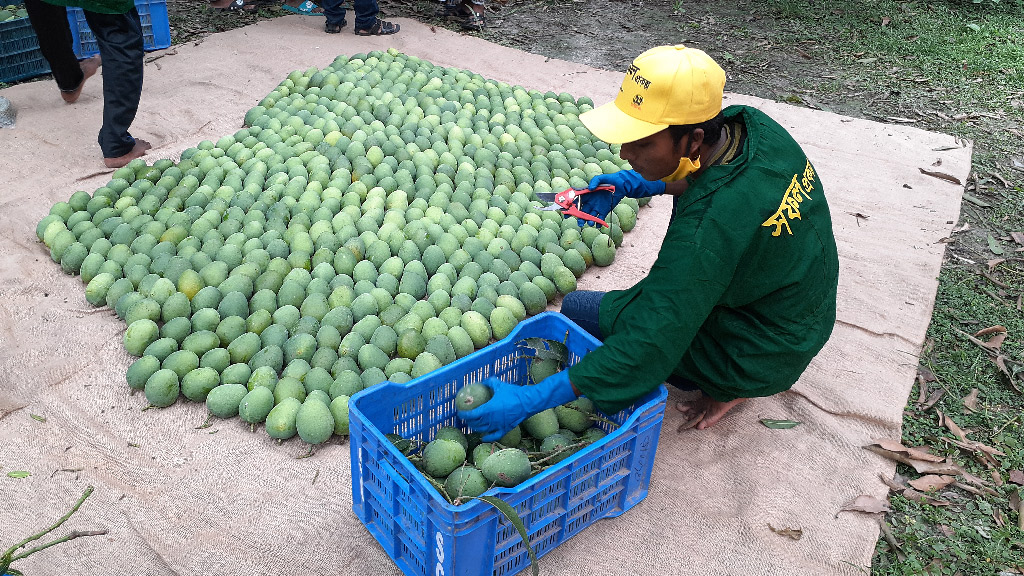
[560,290,605,341]
[321,0,379,31]
[83,9,145,158]
[25,0,144,158]
[24,0,81,92]
[560,290,702,392]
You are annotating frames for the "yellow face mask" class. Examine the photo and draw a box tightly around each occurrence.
[660,156,701,183]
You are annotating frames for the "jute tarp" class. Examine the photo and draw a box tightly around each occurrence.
[0,16,970,575]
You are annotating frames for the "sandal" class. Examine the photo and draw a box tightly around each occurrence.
[324,20,346,33]
[354,18,400,35]
[282,0,322,15]
[461,10,484,30]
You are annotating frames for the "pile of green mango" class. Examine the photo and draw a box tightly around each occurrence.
[36,48,649,447]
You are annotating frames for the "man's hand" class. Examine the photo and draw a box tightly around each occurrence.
[458,371,578,441]
[577,170,667,225]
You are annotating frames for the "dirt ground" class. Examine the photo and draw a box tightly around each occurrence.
[178,0,886,119]
[420,0,830,106]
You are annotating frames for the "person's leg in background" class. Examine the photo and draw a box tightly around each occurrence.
[559,290,605,341]
[23,0,100,102]
[353,0,399,35]
[321,0,346,33]
[81,8,149,167]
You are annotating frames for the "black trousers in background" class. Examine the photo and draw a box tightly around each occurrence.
[23,0,82,92]
[24,0,145,159]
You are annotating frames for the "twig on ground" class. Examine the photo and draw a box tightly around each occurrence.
[982,271,1009,288]
[145,49,178,64]
[994,414,1021,436]
[48,467,84,478]
[878,522,906,562]
[953,481,999,497]
[2,486,106,570]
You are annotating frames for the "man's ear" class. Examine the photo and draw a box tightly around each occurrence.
[688,128,706,158]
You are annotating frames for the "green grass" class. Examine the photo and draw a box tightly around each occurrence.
[752,2,1024,573]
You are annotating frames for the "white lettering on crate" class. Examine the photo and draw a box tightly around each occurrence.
[435,532,445,575]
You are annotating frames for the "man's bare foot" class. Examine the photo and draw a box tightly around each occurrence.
[104,139,152,169]
[61,56,101,104]
[675,395,747,430]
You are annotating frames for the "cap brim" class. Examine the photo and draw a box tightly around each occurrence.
[579,101,668,145]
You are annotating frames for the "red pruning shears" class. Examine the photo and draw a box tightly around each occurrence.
[535,185,614,228]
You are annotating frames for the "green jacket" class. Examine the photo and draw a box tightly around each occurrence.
[569,105,839,413]
[43,0,134,14]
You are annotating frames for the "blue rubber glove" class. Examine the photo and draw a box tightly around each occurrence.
[458,370,578,442]
[577,170,666,225]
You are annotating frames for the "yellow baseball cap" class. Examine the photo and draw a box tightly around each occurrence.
[580,45,726,144]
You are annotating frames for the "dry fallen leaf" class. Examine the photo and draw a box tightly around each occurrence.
[938,525,955,537]
[993,355,1024,393]
[919,168,962,185]
[974,325,1008,350]
[864,443,963,476]
[908,474,957,491]
[961,388,980,413]
[847,212,870,224]
[1010,470,1024,485]
[958,469,991,485]
[879,473,907,491]
[961,326,1024,392]
[943,435,1005,457]
[881,16,891,26]
[919,387,945,411]
[937,410,967,442]
[902,487,951,506]
[869,439,946,462]
[915,367,936,404]
[838,494,890,516]
[1012,231,1024,245]
[878,522,906,561]
[917,367,937,383]
[768,524,803,540]
[987,258,1006,272]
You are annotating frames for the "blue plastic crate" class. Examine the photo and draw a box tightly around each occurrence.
[350,311,668,576]
[0,4,51,84]
[66,0,171,59]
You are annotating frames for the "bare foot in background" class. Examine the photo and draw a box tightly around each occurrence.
[104,139,152,168]
[676,396,747,430]
[62,56,101,104]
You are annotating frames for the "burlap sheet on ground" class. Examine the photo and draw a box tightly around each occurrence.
[0,17,970,575]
